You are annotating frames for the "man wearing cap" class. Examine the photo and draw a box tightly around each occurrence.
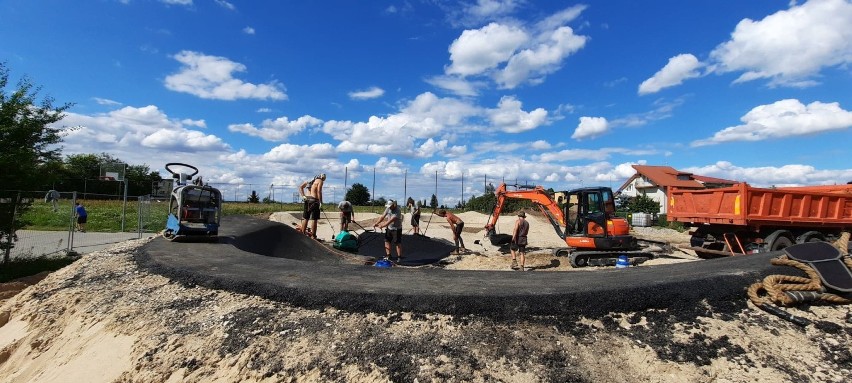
[299,173,326,239]
[511,211,530,271]
[374,199,403,261]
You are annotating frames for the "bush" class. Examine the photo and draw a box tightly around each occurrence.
[655,214,687,232]
[624,194,660,214]
[0,256,76,283]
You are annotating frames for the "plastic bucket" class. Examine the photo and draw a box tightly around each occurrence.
[615,255,630,268]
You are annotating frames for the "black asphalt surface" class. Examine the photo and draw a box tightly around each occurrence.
[137,215,789,318]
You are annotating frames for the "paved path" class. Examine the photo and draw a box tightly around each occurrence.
[138,215,787,317]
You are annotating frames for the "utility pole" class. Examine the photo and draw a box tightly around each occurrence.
[461,171,464,209]
[435,170,438,208]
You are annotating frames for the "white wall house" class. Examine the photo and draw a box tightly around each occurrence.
[617,165,738,215]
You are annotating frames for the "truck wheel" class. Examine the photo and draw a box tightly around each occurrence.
[796,231,825,244]
[769,236,792,251]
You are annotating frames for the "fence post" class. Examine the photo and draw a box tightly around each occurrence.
[138,196,143,238]
[69,191,77,253]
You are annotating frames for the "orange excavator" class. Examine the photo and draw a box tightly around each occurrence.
[484,183,664,267]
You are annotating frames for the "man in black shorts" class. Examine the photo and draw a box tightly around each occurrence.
[299,173,325,238]
[338,199,353,232]
[511,211,530,271]
[374,199,403,260]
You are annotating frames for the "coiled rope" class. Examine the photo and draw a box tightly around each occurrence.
[747,232,852,325]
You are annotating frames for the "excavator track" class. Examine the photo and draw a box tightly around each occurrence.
[553,247,656,267]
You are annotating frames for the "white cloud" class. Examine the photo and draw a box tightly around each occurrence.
[415,138,449,158]
[216,0,235,10]
[180,118,206,128]
[684,161,852,187]
[242,26,255,35]
[493,25,588,89]
[57,105,231,166]
[572,116,609,140]
[373,157,408,175]
[93,97,121,106]
[533,4,588,32]
[141,129,227,151]
[446,23,529,77]
[424,75,481,97]
[164,51,286,100]
[465,0,522,21]
[161,0,192,5]
[442,5,588,89]
[638,54,704,95]
[710,0,852,87]
[486,96,548,133]
[612,162,644,179]
[228,115,323,142]
[640,0,852,91]
[262,143,336,162]
[691,99,852,146]
[530,140,552,150]
[610,97,685,127]
[348,86,385,100]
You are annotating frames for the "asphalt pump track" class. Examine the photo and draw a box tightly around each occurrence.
[137,215,789,318]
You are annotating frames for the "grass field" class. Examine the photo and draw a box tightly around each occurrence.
[17,199,399,232]
[2,200,416,282]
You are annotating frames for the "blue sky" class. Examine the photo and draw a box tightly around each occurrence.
[2,0,851,204]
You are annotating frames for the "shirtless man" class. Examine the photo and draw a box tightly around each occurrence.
[436,209,466,254]
[299,173,325,238]
[511,211,530,271]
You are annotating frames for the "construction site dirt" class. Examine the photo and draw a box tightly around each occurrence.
[0,211,849,382]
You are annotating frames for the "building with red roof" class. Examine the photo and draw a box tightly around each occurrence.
[617,165,739,214]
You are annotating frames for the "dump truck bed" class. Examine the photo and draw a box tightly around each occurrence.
[668,183,852,229]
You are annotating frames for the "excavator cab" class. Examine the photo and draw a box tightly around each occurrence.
[564,188,623,236]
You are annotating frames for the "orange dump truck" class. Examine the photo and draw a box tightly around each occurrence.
[668,183,852,257]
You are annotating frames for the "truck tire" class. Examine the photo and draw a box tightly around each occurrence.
[796,231,825,244]
[763,230,793,252]
[769,236,792,251]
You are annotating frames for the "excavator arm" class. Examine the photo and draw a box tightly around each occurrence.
[485,183,568,239]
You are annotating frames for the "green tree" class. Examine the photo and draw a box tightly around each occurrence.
[0,63,71,190]
[345,183,370,205]
[247,190,260,203]
[430,194,438,209]
[126,164,162,196]
[465,192,496,212]
[625,194,660,214]
[63,153,114,180]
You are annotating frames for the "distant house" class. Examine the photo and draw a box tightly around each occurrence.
[617,165,738,214]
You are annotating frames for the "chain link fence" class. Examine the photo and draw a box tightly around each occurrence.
[1,190,160,263]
